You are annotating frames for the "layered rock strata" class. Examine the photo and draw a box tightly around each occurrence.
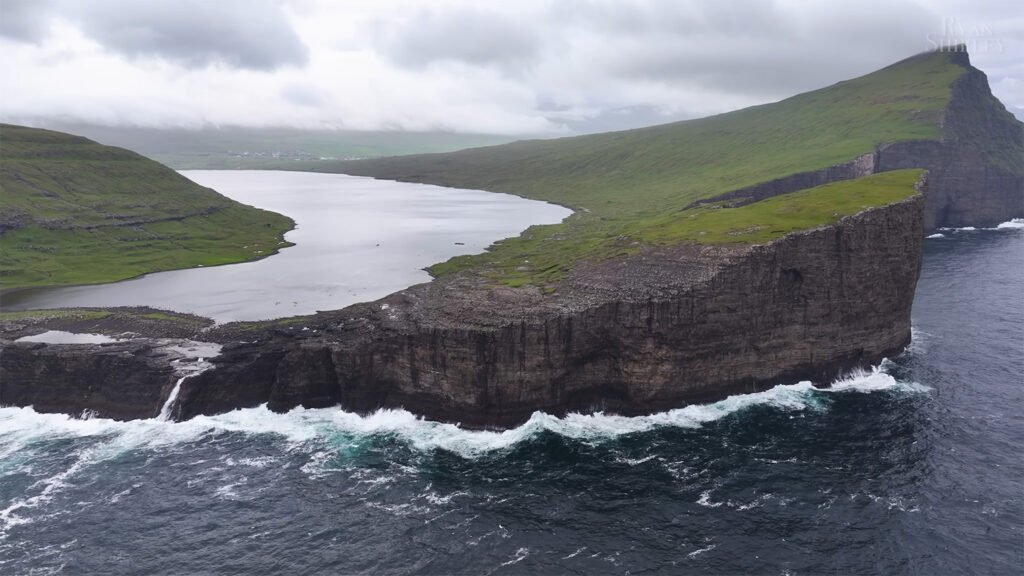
[1,189,924,427]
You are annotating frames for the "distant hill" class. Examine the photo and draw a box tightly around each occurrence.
[26,124,518,170]
[325,48,1023,287]
[0,124,294,290]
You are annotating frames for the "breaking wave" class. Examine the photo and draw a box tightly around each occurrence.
[0,364,928,462]
[938,218,1024,232]
[995,218,1024,229]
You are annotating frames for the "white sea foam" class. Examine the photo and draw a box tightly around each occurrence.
[696,491,724,508]
[995,218,1024,229]
[939,219,1024,232]
[825,364,931,394]
[500,547,530,567]
[0,363,931,467]
[0,447,98,535]
[687,543,717,558]
[925,233,945,239]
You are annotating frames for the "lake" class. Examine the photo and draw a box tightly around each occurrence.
[1,170,571,323]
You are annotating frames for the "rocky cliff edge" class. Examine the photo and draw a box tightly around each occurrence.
[1,181,925,428]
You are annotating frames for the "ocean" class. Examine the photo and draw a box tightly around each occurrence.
[1,223,1022,575]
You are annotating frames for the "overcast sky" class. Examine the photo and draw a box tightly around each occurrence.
[1,0,1020,134]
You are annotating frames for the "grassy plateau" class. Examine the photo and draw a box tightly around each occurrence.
[0,124,294,291]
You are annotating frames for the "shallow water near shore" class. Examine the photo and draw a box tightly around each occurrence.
[1,225,1022,575]
[1,170,571,323]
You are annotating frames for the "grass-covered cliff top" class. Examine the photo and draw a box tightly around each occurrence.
[432,170,924,286]
[0,124,294,290]
[329,49,983,286]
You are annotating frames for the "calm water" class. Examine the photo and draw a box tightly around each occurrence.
[1,171,571,323]
[1,225,1022,575]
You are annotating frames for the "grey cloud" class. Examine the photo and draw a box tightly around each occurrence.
[551,0,787,40]
[583,0,939,99]
[0,0,55,43]
[379,8,539,73]
[280,83,325,108]
[69,0,308,70]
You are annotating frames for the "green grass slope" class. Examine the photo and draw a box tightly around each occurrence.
[330,50,968,286]
[0,124,294,291]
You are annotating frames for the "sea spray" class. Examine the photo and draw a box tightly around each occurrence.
[938,219,1024,232]
[0,361,929,461]
[0,359,938,539]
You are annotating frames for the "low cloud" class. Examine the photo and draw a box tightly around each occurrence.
[0,0,1020,134]
[2,0,308,70]
[378,7,540,75]
[74,0,308,70]
[0,0,56,43]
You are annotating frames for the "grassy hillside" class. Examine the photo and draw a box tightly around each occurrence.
[328,50,968,286]
[0,124,294,290]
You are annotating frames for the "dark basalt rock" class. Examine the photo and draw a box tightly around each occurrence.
[687,52,1023,231]
[3,52,1016,427]
[171,191,923,428]
[0,188,923,429]
[0,339,182,420]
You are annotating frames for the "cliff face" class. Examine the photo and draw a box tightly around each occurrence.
[877,54,1023,229]
[0,340,179,420]
[0,187,924,427]
[686,57,1022,229]
[166,191,923,428]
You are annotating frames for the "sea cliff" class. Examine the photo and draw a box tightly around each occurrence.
[3,48,1018,428]
[1,186,924,427]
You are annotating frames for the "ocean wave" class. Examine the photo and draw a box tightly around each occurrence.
[938,218,1024,232]
[0,364,929,461]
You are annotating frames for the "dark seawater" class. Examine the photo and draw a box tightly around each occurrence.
[2,225,1022,575]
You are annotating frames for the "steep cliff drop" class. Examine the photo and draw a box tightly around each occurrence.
[1,179,925,428]
[3,47,1019,428]
[876,51,1023,229]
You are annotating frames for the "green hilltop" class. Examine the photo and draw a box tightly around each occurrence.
[0,124,294,290]
[327,49,988,287]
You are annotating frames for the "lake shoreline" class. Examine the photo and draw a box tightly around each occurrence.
[2,170,572,323]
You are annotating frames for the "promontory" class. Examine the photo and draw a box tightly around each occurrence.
[2,48,1021,428]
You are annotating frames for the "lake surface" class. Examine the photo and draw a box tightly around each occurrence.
[1,170,571,323]
[1,225,1021,575]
